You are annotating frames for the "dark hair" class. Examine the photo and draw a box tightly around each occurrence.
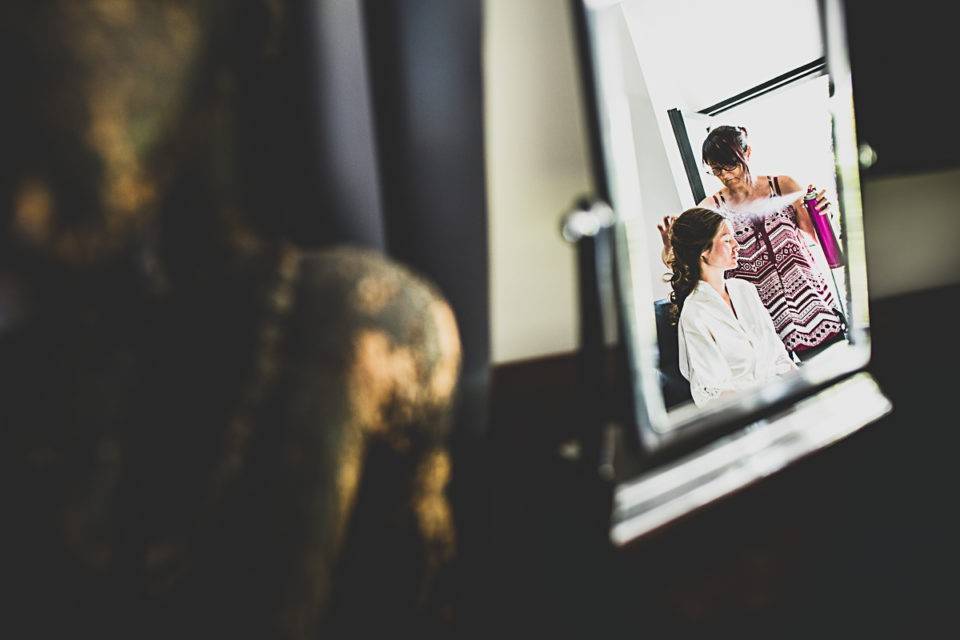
[702,125,751,183]
[667,207,727,321]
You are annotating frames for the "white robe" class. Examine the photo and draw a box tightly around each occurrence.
[678,279,797,408]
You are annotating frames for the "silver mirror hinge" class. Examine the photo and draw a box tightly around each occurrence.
[561,200,615,243]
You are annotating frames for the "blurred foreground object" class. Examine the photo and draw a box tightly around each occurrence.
[0,2,463,637]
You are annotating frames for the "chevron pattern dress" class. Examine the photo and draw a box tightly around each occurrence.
[713,177,843,354]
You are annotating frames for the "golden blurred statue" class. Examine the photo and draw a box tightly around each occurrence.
[0,2,461,637]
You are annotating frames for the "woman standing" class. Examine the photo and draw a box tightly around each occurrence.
[660,126,845,361]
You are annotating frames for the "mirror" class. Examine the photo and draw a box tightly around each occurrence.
[578,0,872,450]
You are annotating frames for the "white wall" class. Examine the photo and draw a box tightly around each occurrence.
[614,8,686,302]
[484,0,593,363]
[862,169,960,300]
[621,0,822,113]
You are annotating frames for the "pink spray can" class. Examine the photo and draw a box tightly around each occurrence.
[803,186,843,268]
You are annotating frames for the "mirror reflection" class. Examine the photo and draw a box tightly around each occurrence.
[585,0,866,426]
[662,117,847,409]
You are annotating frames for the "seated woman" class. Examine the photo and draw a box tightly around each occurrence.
[658,125,845,362]
[668,208,797,408]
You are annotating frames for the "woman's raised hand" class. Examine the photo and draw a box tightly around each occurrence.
[809,185,833,218]
[657,215,676,249]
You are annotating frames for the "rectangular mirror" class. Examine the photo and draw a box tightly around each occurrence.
[577,0,875,453]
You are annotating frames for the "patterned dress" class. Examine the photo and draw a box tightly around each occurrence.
[713,176,843,353]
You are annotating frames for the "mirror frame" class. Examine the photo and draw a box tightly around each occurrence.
[573,0,873,456]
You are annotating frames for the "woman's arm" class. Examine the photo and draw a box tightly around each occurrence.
[778,175,819,243]
[657,215,676,267]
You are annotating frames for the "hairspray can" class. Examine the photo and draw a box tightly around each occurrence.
[803,186,843,268]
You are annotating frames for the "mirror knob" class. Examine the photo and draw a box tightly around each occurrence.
[858,142,878,169]
[560,198,614,243]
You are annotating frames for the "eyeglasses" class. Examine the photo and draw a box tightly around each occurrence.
[707,165,739,178]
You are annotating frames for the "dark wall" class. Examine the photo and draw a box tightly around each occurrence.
[360,1,493,631]
[302,1,387,248]
[362,0,489,440]
[303,0,490,435]
[845,2,960,177]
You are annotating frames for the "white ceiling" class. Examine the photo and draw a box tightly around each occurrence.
[621,0,824,112]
